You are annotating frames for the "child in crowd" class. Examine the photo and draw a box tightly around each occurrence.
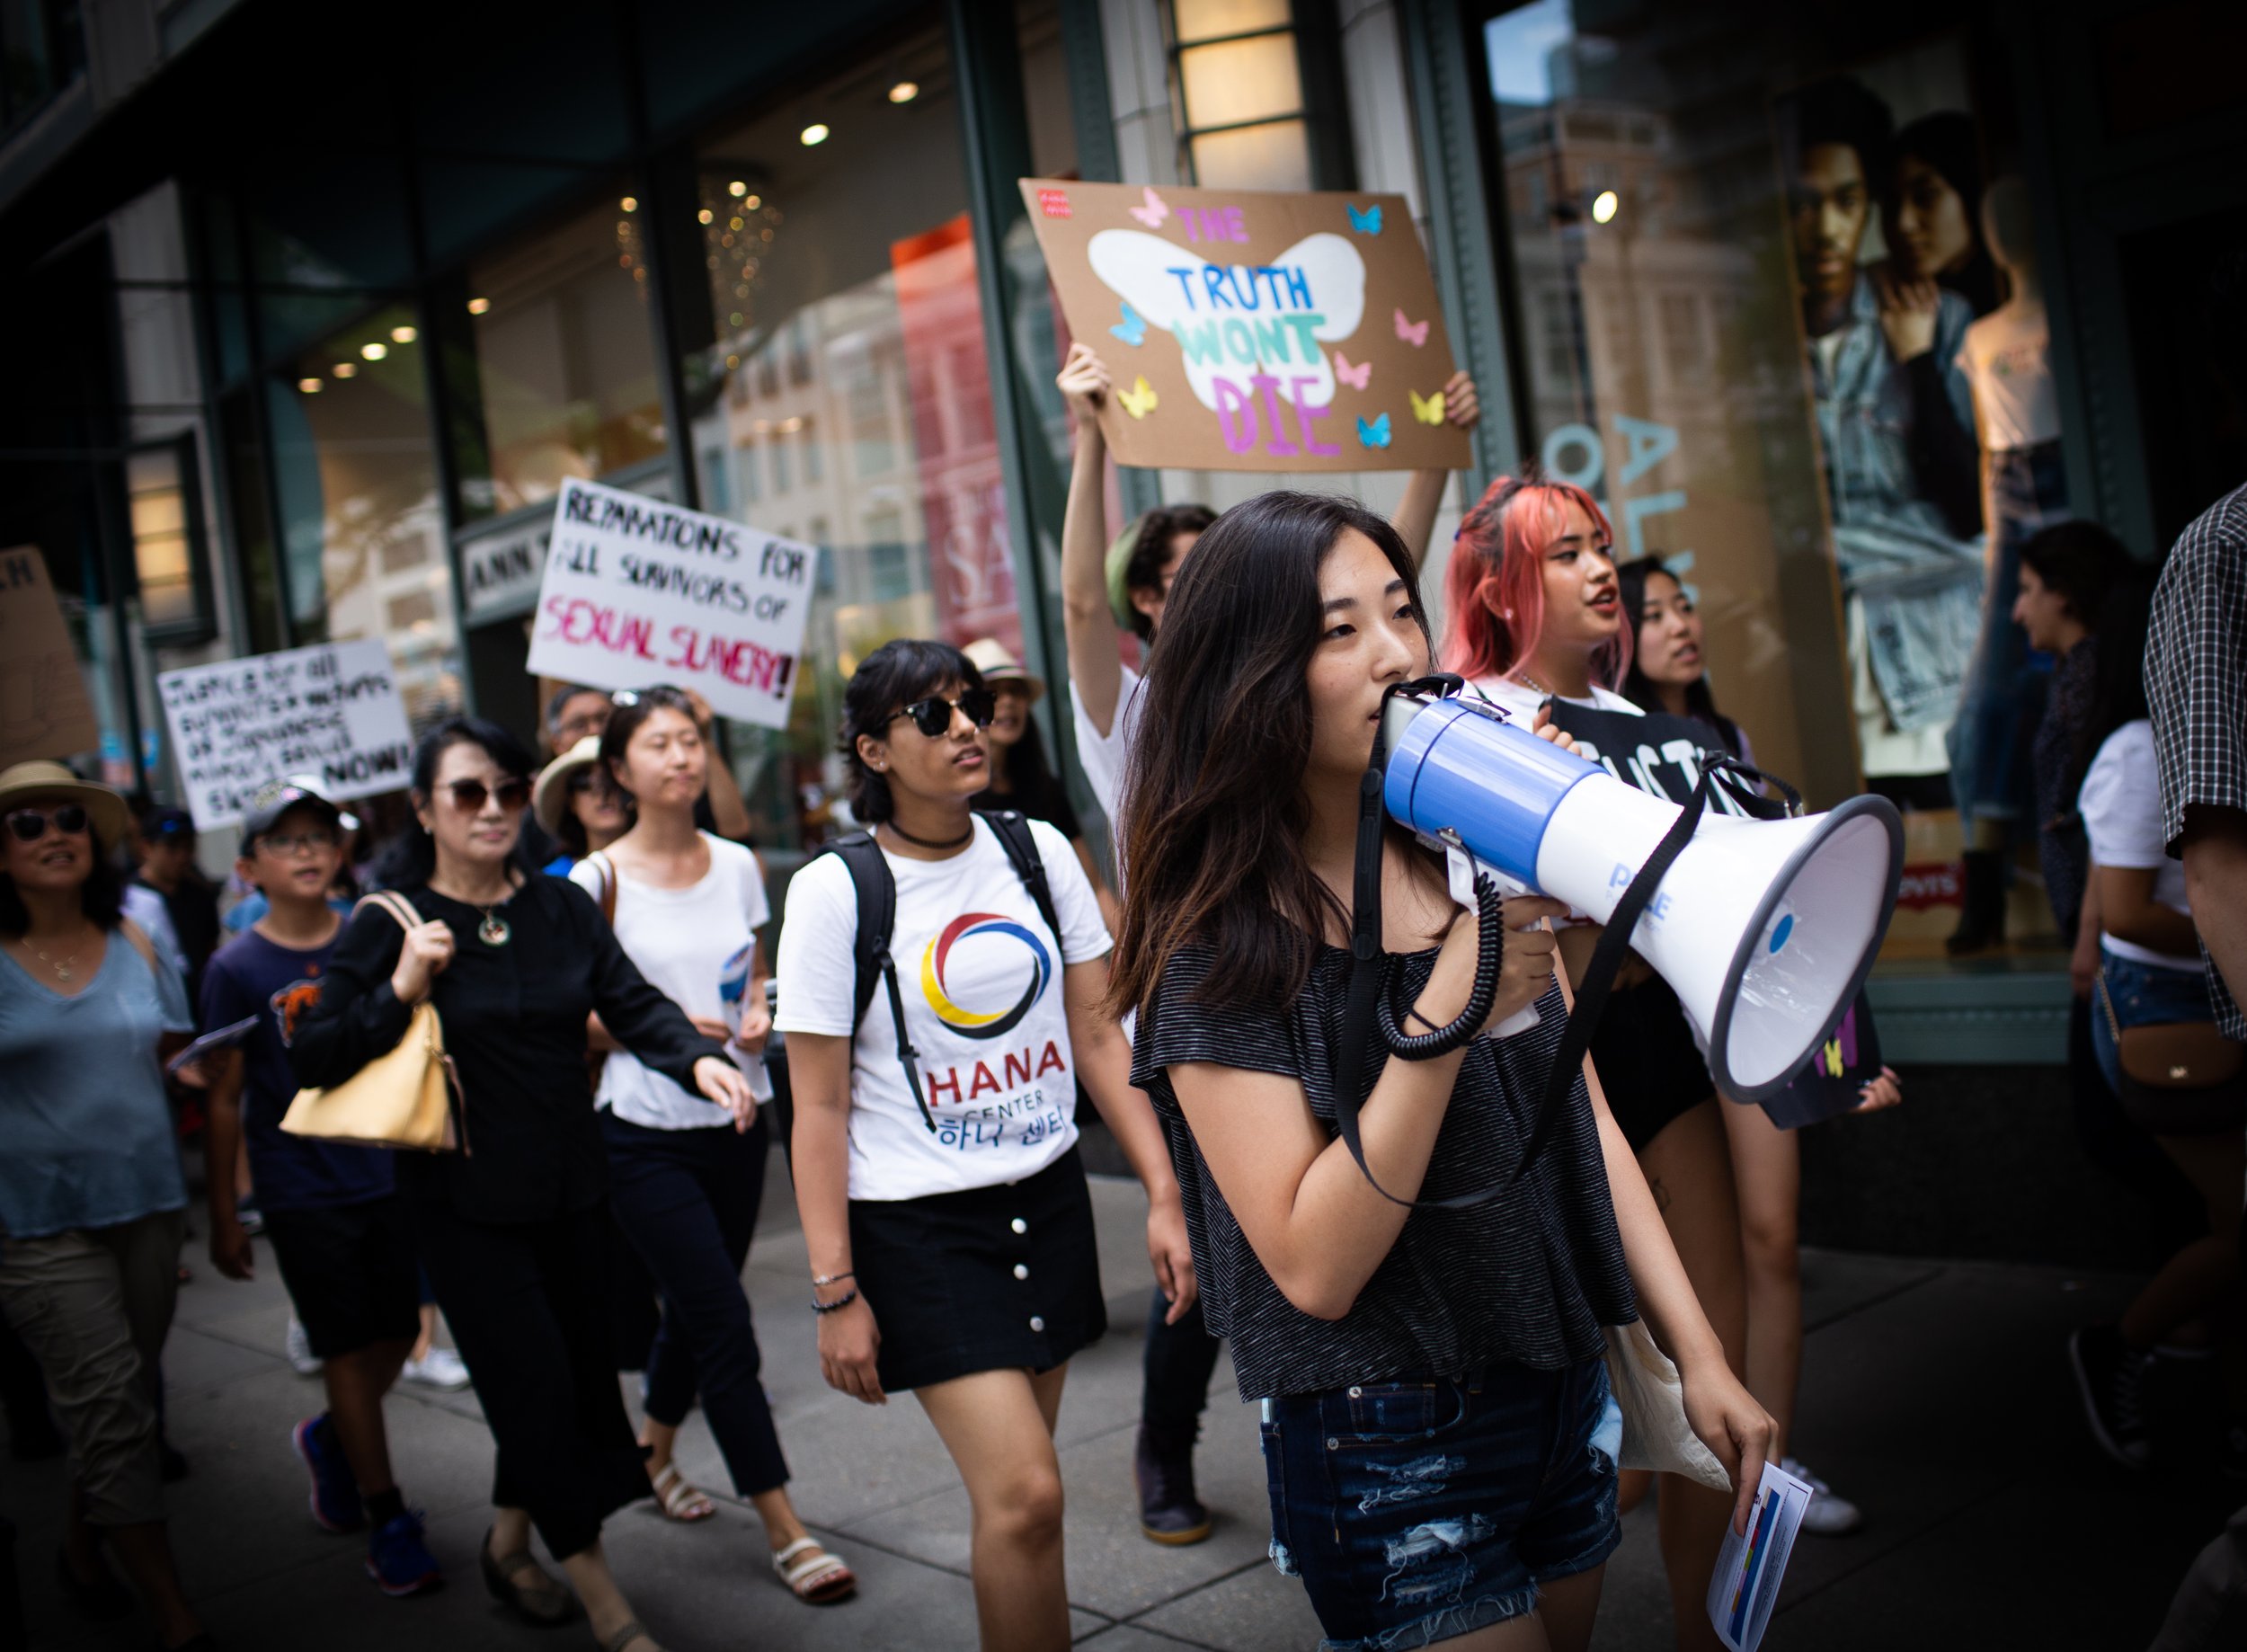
[200,780,441,1596]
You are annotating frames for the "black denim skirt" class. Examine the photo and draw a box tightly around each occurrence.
[847,1144,1106,1393]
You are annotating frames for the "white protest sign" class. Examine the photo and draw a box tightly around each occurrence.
[157,638,414,830]
[524,477,816,729]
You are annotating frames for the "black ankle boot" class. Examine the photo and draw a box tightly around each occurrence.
[1945,848,2008,955]
[1134,1419,1212,1546]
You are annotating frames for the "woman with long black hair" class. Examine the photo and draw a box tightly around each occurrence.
[293,717,752,1652]
[1110,492,1772,1651]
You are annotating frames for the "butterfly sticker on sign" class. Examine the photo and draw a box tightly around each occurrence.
[1019,179,1469,473]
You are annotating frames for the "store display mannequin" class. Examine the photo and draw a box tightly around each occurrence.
[1945,177,2067,952]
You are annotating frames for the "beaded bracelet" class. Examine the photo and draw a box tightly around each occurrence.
[811,1286,859,1315]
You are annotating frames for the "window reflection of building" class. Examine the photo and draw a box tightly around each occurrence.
[276,307,464,726]
[677,21,999,864]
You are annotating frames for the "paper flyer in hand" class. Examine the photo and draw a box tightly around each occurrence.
[715,941,771,1102]
[1706,1459,1815,1652]
[165,1016,261,1076]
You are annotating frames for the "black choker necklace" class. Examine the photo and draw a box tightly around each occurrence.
[884,819,973,850]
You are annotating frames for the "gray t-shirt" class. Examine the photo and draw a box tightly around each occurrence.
[0,928,192,1239]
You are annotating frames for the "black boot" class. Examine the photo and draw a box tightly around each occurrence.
[1945,848,2007,955]
[1134,1419,1212,1546]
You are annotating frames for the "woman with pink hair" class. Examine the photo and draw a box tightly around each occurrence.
[1443,471,1753,1652]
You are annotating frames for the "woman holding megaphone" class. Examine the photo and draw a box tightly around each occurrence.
[1109,490,1772,1652]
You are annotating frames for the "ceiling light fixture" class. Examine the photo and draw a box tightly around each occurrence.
[360,342,387,360]
[1591,190,1620,225]
[333,362,358,378]
[466,297,491,315]
[298,377,324,394]
[620,195,639,212]
[728,180,747,197]
[888,81,919,104]
[799,123,829,146]
[697,208,714,225]
[390,324,417,343]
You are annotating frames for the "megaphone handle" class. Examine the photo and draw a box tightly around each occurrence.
[1376,870,1505,1059]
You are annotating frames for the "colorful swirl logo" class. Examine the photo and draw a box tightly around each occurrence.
[920,912,1053,1040]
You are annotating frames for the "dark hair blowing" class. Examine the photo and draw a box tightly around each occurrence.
[1121,504,1217,641]
[373,716,540,888]
[1615,555,1745,753]
[1107,490,1434,1022]
[2018,520,2135,631]
[0,828,126,935]
[839,640,984,825]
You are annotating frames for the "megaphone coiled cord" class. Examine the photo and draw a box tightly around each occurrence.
[1374,870,1505,1060]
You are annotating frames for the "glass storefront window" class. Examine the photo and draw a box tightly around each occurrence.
[1479,1,2075,964]
[457,194,670,520]
[271,303,465,725]
[677,16,1008,865]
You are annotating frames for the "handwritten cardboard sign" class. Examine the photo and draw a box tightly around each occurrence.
[1019,179,1470,473]
[0,546,102,769]
[158,638,414,830]
[524,478,816,730]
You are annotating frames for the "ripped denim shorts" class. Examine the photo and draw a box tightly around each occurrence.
[1260,1356,1621,1651]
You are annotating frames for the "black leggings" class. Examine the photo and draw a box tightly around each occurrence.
[603,1110,788,1497]
[1142,1287,1222,1430]
[412,1199,647,1559]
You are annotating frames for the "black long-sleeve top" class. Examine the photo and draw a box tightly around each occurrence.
[290,875,724,1224]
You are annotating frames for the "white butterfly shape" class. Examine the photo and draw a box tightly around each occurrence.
[1083,229,1367,414]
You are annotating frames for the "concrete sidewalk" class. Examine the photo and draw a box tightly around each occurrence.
[3,1155,2236,1651]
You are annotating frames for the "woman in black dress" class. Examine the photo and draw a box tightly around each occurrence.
[293,718,751,1652]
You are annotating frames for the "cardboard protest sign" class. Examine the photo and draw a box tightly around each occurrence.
[525,478,816,730]
[1019,179,1470,473]
[0,546,102,768]
[158,638,414,830]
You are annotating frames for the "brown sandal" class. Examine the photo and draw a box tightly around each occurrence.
[478,1527,578,1624]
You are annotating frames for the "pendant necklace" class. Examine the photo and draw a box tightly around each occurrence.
[884,818,973,851]
[475,901,511,946]
[26,931,89,982]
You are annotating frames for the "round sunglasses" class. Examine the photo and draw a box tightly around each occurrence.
[5,804,91,843]
[884,688,997,738]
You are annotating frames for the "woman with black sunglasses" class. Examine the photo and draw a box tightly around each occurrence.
[293,718,753,1652]
[0,762,209,1652]
[776,640,1195,1652]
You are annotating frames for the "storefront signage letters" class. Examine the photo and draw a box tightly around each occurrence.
[524,476,816,730]
[459,518,551,622]
[0,546,102,769]
[1020,180,1469,472]
[157,638,414,830]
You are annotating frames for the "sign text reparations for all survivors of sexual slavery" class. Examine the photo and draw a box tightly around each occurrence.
[157,638,414,830]
[524,477,818,730]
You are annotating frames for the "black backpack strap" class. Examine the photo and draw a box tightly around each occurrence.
[979,810,1065,955]
[821,830,937,1134]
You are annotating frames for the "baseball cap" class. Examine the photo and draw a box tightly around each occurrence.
[143,806,197,839]
[241,777,344,846]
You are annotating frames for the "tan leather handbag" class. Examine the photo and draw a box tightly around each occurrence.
[2098,968,2247,1137]
[280,892,465,1153]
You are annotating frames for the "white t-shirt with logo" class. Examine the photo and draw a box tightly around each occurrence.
[2079,721,2198,972]
[1468,674,1641,723]
[570,834,773,1129]
[1070,661,1143,827]
[773,816,1112,1201]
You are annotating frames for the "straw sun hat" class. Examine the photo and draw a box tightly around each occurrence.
[0,759,131,846]
[961,638,1044,704]
[533,734,607,835]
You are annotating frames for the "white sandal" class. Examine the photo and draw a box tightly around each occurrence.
[772,1536,857,1604]
[650,1462,715,1523]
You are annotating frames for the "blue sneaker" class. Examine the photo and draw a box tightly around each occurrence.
[365,1509,443,1597]
[292,1414,363,1533]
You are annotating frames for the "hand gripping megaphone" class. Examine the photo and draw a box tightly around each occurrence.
[1376,682,1904,1104]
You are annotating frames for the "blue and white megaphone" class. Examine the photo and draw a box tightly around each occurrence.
[1378,687,1904,1102]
